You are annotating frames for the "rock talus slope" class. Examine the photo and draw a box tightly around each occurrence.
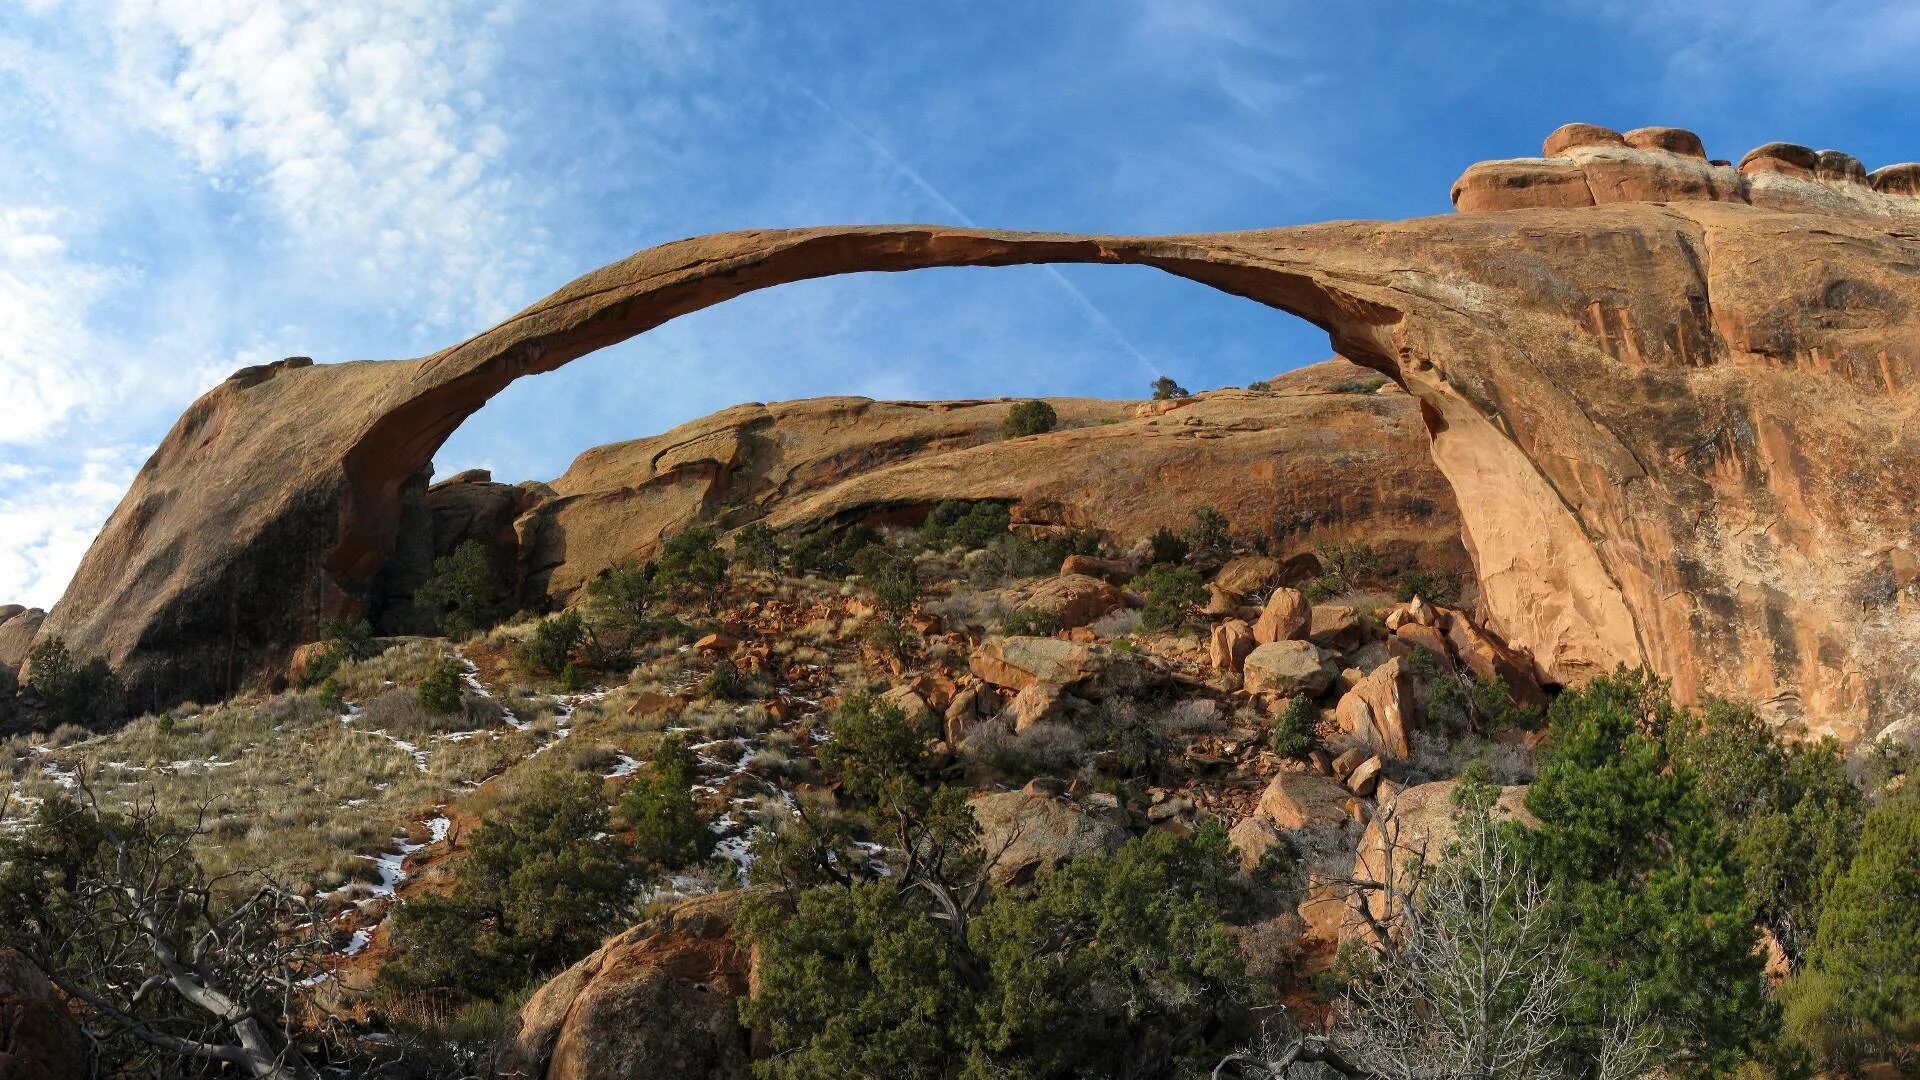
[27,123,1920,744]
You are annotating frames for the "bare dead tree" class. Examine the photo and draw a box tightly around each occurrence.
[1315,797,1661,1080]
[0,775,347,1078]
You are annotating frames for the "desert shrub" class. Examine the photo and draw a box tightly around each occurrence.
[1246,379,1273,393]
[1002,399,1057,438]
[383,772,632,1001]
[818,692,938,800]
[1300,540,1383,601]
[653,526,728,595]
[1328,376,1387,393]
[418,658,465,715]
[701,660,754,702]
[732,520,783,572]
[619,733,713,873]
[1133,563,1204,631]
[920,500,1012,551]
[1150,375,1189,400]
[1269,695,1320,758]
[997,607,1061,637]
[1083,698,1167,779]
[516,610,585,675]
[1146,526,1189,567]
[787,524,880,578]
[965,719,1088,781]
[1425,672,1542,737]
[965,531,1102,589]
[24,636,122,726]
[1183,506,1234,567]
[1393,565,1462,607]
[852,544,921,619]
[414,540,509,637]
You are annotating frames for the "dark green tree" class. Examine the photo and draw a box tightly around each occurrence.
[417,657,465,714]
[516,609,586,674]
[1669,699,1863,966]
[384,772,632,998]
[653,527,728,595]
[818,693,938,801]
[1524,669,1774,1073]
[920,501,1013,551]
[23,636,121,726]
[967,824,1251,1076]
[732,521,783,572]
[1806,791,1920,1039]
[414,540,508,637]
[1133,563,1204,630]
[619,733,713,872]
[1150,375,1189,400]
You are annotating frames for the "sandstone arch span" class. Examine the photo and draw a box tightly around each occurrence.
[33,125,1920,744]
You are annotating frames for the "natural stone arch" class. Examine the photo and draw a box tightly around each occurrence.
[37,128,1920,744]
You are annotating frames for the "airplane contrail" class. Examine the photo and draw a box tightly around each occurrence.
[793,82,1161,378]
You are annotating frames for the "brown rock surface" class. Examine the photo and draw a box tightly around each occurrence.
[0,949,87,1079]
[1257,770,1352,831]
[970,790,1129,885]
[1352,781,1534,927]
[1252,587,1310,644]
[1208,618,1256,675]
[0,607,44,672]
[1242,641,1333,698]
[36,123,1920,744]
[1336,657,1422,759]
[1012,573,1127,629]
[496,890,751,1080]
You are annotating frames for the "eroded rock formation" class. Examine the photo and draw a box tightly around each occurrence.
[31,123,1920,744]
[508,358,1458,604]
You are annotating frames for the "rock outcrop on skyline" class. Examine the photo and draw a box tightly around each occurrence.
[23,123,1920,745]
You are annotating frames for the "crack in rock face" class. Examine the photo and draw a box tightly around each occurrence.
[21,123,1920,746]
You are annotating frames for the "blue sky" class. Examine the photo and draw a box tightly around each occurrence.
[3,1,1918,608]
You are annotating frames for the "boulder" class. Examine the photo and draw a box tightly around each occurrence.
[1329,746,1368,782]
[968,636,1159,694]
[881,684,931,719]
[496,892,752,1080]
[1212,555,1285,598]
[943,684,989,744]
[1335,657,1422,759]
[1243,641,1333,698]
[1014,573,1127,629]
[1252,587,1310,644]
[1209,619,1257,675]
[1390,623,1454,670]
[1345,754,1384,797]
[1443,613,1547,707]
[0,949,88,1079]
[970,790,1130,886]
[0,607,44,673]
[1306,604,1364,651]
[999,682,1068,733]
[1258,770,1353,831]
[1227,815,1286,874]
[1059,554,1136,585]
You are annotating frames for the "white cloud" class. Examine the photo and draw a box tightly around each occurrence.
[0,447,144,608]
[0,207,124,444]
[102,0,538,331]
